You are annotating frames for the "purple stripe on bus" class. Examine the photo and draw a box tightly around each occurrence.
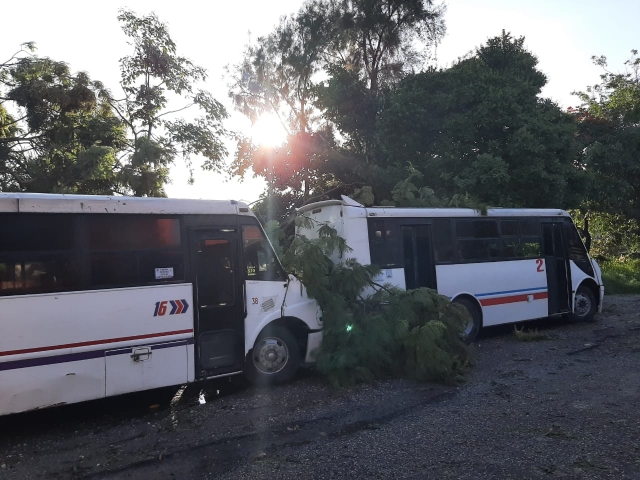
[0,337,194,372]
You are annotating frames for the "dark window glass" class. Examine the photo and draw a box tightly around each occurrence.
[563,222,594,276]
[457,238,502,262]
[564,223,588,262]
[458,239,488,261]
[501,220,519,236]
[88,216,180,250]
[519,237,542,258]
[456,220,498,238]
[0,256,81,295]
[369,220,402,267]
[0,214,76,252]
[502,237,541,259]
[542,224,555,256]
[138,251,184,283]
[433,219,453,263]
[90,254,139,287]
[196,239,235,306]
[242,225,286,281]
[487,239,501,259]
[86,216,183,288]
[455,221,474,238]
[520,218,540,236]
[502,237,520,258]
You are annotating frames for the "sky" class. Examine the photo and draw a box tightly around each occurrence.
[2,0,638,203]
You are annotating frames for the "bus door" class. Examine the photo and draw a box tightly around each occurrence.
[189,229,245,377]
[542,222,572,314]
[402,225,437,290]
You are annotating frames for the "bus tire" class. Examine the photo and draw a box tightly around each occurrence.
[569,285,597,323]
[452,297,481,343]
[245,325,301,387]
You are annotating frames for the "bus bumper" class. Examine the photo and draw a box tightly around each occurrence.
[598,285,604,313]
[305,330,323,364]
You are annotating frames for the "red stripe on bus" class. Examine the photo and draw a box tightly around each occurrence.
[480,292,548,307]
[0,329,194,357]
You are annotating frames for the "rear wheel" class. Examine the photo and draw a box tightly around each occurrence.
[569,285,597,323]
[452,297,482,343]
[244,325,301,387]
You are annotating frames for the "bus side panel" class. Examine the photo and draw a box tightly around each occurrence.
[342,207,371,266]
[0,359,106,415]
[436,260,549,327]
[0,284,194,415]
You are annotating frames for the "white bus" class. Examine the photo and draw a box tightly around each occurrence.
[0,193,322,416]
[297,196,604,341]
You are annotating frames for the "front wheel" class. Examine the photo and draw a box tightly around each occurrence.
[452,297,482,343]
[244,325,301,387]
[569,285,597,323]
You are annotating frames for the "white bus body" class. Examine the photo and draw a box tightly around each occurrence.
[297,196,603,339]
[0,193,322,416]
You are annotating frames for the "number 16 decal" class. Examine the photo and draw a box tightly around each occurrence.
[536,258,545,272]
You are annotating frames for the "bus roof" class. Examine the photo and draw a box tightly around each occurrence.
[297,196,570,218]
[0,192,254,216]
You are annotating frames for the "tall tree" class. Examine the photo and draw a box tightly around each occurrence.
[103,9,230,197]
[0,43,127,193]
[228,0,446,216]
[228,1,338,202]
[376,31,584,208]
[573,50,640,222]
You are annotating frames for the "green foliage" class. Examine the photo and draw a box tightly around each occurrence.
[104,9,229,196]
[276,219,471,387]
[601,258,640,294]
[377,31,583,209]
[227,0,446,209]
[574,50,640,223]
[1,46,127,193]
[513,327,550,342]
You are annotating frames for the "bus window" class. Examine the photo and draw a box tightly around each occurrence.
[455,220,500,262]
[563,222,594,276]
[88,216,180,250]
[500,220,519,236]
[0,214,80,295]
[0,214,76,252]
[433,219,453,263]
[520,218,540,236]
[369,219,402,267]
[87,216,183,288]
[242,225,286,281]
[519,238,542,258]
[196,239,235,306]
[0,257,81,295]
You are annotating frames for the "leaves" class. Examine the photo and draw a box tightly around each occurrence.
[271,216,471,387]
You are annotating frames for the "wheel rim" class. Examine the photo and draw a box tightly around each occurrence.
[574,292,592,317]
[253,337,289,375]
[463,316,475,337]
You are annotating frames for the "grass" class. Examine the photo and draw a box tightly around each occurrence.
[513,326,550,342]
[600,258,640,294]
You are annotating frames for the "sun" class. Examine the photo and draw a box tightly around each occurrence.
[250,113,288,147]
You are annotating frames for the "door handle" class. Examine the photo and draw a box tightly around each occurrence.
[131,348,152,362]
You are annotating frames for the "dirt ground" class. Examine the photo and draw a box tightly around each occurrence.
[1,295,639,480]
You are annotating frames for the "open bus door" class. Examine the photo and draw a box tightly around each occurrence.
[542,222,572,315]
[189,228,245,378]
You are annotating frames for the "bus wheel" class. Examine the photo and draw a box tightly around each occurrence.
[453,297,481,343]
[570,285,597,323]
[245,326,301,387]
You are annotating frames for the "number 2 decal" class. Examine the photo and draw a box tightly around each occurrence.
[536,258,544,272]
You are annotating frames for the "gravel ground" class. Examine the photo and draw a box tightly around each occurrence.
[1,295,639,480]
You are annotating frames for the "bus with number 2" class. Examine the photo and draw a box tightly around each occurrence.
[297,196,604,341]
[0,193,322,416]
